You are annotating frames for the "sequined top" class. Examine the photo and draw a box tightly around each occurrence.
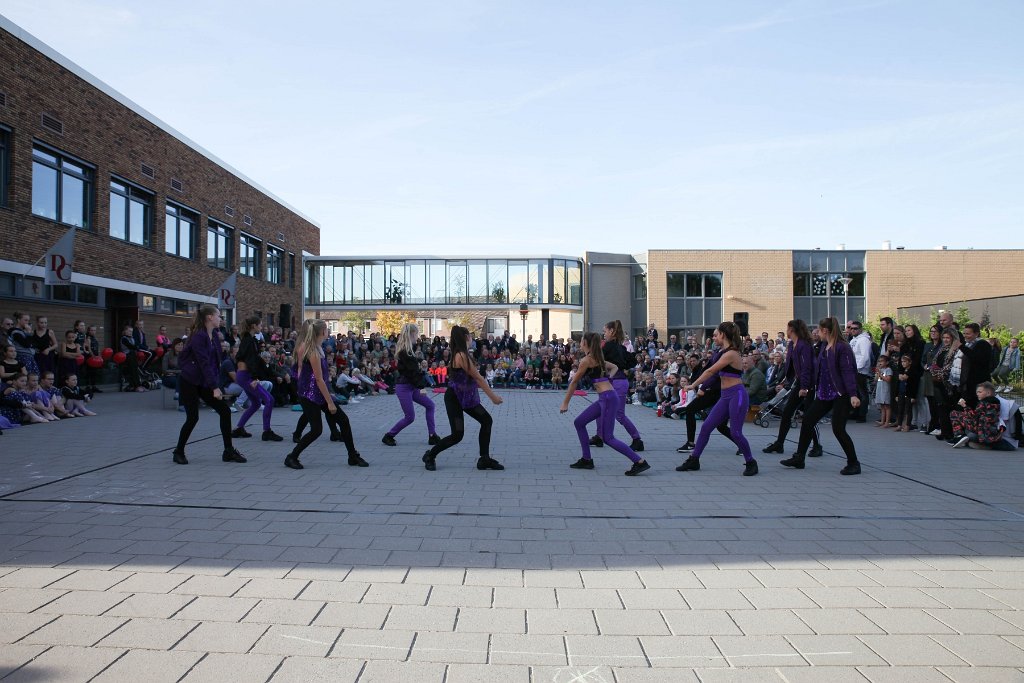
[448,367,481,409]
[816,354,839,401]
[298,354,330,405]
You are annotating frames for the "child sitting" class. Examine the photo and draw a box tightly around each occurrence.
[4,374,49,424]
[950,382,1004,448]
[61,373,96,416]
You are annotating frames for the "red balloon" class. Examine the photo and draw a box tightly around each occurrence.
[113,352,126,365]
[155,346,165,358]
[136,351,147,362]
[86,356,104,369]
[101,348,114,360]
[75,355,85,365]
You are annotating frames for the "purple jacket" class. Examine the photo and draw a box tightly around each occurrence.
[699,349,724,392]
[783,339,815,391]
[179,328,222,389]
[816,341,859,398]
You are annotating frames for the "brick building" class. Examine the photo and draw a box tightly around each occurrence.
[0,17,319,348]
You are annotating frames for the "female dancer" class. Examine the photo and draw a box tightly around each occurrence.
[10,312,39,376]
[676,321,758,476]
[588,320,644,452]
[675,346,741,456]
[286,319,367,469]
[173,304,246,465]
[562,332,650,476]
[231,315,283,442]
[382,323,439,447]
[780,317,861,475]
[763,319,821,457]
[421,326,503,472]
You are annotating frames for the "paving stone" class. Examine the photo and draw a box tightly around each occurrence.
[92,649,203,682]
[444,663,531,683]
[105,593,194,619]
[250,624,341,657]
[329,627,415,661]
[21,614,127,646]
[455,607,527,634]
[356,660,446,682]
[174,621,269,653]
[729,609,815,635]
[489,633,567,665]
[362,583,430,605]
[593,608,671,635]
[855,666,959,682]
[0,587,67,612]
[858,634,968,666]
[930,634,1024,667]
[410,630,489,663]
[382,604,458,631]
[3,644,126,682]
[179,652,282,681]
[787,634,889,666]
[556,588,623,609]
[493,586,558,609]
[96,617,198,650]
[638,634,725,668]
[49,569,133,591]
[174,596,260,622]
[267,656,363,682]
[242,598,325,625]
[617,588,689,610]
[0,612,59,643]
[712,635,805,667]
[792,608,885,635]
[860,608,960,635]
[526,608,598,635]
[234,577,309,599]
[36,590,130,616]
[0,644,50,677]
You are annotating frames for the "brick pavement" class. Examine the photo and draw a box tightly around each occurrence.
[0,389,1022,682]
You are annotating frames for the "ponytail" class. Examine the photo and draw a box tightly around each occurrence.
[189,304,220,336]
[716,321,742,351]
[584,331,605,370]
[604,320,625,344]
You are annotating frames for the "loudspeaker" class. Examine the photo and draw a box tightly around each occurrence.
[279,303,293,329]
[732,312,749,337]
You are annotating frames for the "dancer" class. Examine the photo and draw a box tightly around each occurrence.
[231,315,284,442]
[562,332,650,475]
[286,319,367,469]
[421,326,504,472]
[675,344,741,455]
[173,304,247,465]
[676,321,758,476]
[780,317,862,475]
[762,319,822,457]
[588,320,644,452]
[382,323,440,447]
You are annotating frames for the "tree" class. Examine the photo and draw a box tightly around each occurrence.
[448,312,476,335]
[491,282,506,303]
[341,311,369,333]
[375,310,416,337]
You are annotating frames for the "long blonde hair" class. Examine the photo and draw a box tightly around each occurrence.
[396,323,418,357]
[298,319,327,368]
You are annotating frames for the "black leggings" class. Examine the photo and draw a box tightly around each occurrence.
[176,379,232,452]
[797,396,858,464]
[775,388,819,447]
[295,408,341,440]
[426,388,492,458]
[292,398,356,459]
[683,389,734,445]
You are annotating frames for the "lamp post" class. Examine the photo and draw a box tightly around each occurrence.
[519,303,529,344]
[839,276,853,326]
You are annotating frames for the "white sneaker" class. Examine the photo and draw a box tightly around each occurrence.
[952,436,970,448]
[929,429,942,436]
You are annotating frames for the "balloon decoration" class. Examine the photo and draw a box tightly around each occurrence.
[101,348,114,360]
[75,355,85,365]
[136,351,147,362]
[113,352,127,365]
[86,356,104,369]
[155,346,165,358]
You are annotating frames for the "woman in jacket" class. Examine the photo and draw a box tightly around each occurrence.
[588,320,644,453]
[780,317,862,475]
[382,323,439,447]
[763,319,821,457]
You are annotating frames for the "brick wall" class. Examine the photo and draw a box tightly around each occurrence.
[0,27,319,322]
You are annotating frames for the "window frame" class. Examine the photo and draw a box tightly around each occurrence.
[0,125,9,208]
[164,201,198,259]
[266,244,284,285]
[109,176,154,246]
[207,219,234,271]
[665,271,724,329]
[31,142,94,229]
[239,233,262,279]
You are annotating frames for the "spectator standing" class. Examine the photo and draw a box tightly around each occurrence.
[959,323,992,407]
[993,337,1020,392]
[847,320,873,422]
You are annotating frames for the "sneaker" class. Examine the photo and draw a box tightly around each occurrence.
[929,429,942,436]
[675,456,700,472]
[625,460,650,476]
[423,451,436,471]
[177,406,186,413]
[428,434,441,446]
[779,455,805,469]
[952,436,970,448]
[589,435,604,447]
[630,438,645,452]
[231,427,252,438]
[676,442,695,453]
[808,444,823,458]
[222,448,247,463]
[172,449,188,465]
[348,453,369,467]
[743,460,759,476]
[228,405,239,413]
[330,433,342,442]
[570,458,594,469]
[477,456,505,471]
[762,442,784,454]
[284,455,303,469]
[840,462,861,475]
[382,434,397,447]
[262,430,284,442]
[292,432,301,444]
[945,438,960,446]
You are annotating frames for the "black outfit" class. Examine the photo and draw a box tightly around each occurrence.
[293,399,357,460]
[959,339,993,407]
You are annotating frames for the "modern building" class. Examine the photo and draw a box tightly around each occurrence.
[0,18,319,348]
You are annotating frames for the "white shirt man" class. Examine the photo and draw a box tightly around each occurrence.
[847,321,873,375]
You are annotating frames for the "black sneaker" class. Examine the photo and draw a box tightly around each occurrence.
[743,460,759,476]
[840,462,861,475]
[675,457,700,472]
[808,444,823,457]
[382,434,397,447]
[292,432,301,444]
[735,448,743,456]
[428,434,441,446]
[422,451,436,471]
[589,435,604,447]
[284,455,303,470]
[625,460,650,476]
[630,438,644,452]
[172,449,188,465]
[676,442,695,453]
[762,442,784,454]
[348,452,369,467]
[945,438,959,445]
[231,427,252,438]
[330,433,343,442]
[223,448,247,463]
[570,458,594,470]
[779,455,805,469]
[477,456,505,470]
[262,430,284,442]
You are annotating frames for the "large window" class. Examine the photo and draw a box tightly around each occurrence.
[666,272,723,329]
[109,178,152,245]
[0,127,8,207]
[792,251,866,323]
[207,220,233,270]
[633,273,647,299]
[289,253,296,289]
[239,233,261,278]
[266,245,283,284]
[164,203,197,258]
[32,145,92,228]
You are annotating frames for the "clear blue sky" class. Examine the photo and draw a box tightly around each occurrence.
[3,0,1022,255]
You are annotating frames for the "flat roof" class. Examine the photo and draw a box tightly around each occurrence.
[306,255,582,262]
[0,15,320,229]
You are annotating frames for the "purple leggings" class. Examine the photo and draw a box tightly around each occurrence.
[235,369,273,431]
[693,383,753,462]
[596,377,641,441]
[386,383,437,437]
[575,390,641,463]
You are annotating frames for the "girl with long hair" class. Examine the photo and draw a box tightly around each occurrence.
[780,317,862,475]
[676,321,758,476]
[763,319,821,457]
[173,304,246,465]
[562,332,650,475]
[231,315,283,442]
[382,323,439,447]
[286,319,367,469]
[588,320,645,453]
[421,326,504,472]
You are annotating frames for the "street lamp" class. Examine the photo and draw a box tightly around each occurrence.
[519,303,529,345]
[839,276,853,324]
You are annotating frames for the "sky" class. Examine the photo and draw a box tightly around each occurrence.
[2,0,1023,256]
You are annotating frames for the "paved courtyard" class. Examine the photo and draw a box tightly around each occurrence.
[0,388,1022,682]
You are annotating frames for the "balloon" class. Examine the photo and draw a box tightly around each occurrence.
[101,348,113,360]
[75,355,85,365]
[155,346,165,358]
[136,351,147,362]
[86,356,104,369]
[113,352,126,365]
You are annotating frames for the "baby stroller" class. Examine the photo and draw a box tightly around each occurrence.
[753,387,790,428]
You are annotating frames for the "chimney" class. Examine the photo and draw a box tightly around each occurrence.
[837,243,846,250]
[882,240,892,251]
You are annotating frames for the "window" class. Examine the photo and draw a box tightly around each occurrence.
[792,251,866,323]
[666,272,723,329]
[164,203,197,258]
[266,245,283,284]
[288,253,296,289]
[109,178,152,245]
[633,274,647,299]
[207,220,233,270]
[32,145,92,228]
[0,126,9,207]
[239,233,261,278]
